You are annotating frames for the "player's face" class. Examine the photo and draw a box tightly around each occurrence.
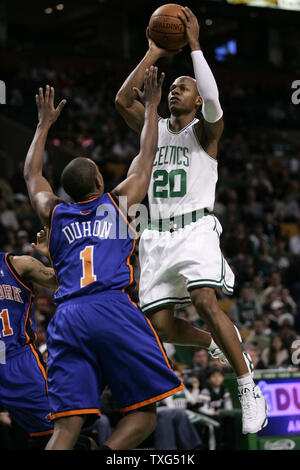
[168,77,201,116]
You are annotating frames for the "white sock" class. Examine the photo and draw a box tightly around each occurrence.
[237,375,254,388]
[208,337,218,351]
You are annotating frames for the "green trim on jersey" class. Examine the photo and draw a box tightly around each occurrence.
[186,223,234,295]
[166,118,198,135]
[141,296,191,313]
[187,280,234,295]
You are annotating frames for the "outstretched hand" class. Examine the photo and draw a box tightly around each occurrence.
[36,85,67,128]
[134,66,165,108]
[32,226,50,259]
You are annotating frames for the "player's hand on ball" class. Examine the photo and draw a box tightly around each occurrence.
[138,66,165,108]
[146,27,182,58]
[178,6,200,50]
[36,85,67,128]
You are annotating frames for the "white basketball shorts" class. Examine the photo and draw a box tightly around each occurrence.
[138,214,235,314]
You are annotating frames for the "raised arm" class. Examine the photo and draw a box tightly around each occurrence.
[112,66,164,208]
[115,32,178,134]
[24,85,66,226]
[9,255,57,290]
[179,7,224,158]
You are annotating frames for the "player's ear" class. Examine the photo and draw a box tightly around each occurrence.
[195,95,202,108]
[95,172,104,192]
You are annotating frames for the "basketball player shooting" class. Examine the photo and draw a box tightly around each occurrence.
[115,6,267,434]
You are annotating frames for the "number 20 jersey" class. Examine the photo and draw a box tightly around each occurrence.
[48,192,137,305]
[147,117,218,218]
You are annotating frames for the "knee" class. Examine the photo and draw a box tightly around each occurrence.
[139,404,157,434]
[192,291,219,321]
[149,317,174,343]
[148,411,157,434]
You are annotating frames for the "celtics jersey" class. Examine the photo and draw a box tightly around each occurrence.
[148,117,218,218]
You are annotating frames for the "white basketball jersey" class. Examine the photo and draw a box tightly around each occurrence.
[147,117,218,218]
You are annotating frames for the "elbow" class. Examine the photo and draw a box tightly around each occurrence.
[115,93,127,111]
[23,166,31,182]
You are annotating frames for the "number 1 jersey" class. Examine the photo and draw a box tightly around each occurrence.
[48,192,137,304]
[0,252,35,355]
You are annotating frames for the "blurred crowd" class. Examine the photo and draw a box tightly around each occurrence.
[1,59,300,450]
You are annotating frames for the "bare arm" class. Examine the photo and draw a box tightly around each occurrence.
[115,31,179,133]
[179,7,224,158]
[24,85,66,225]
[112,66,164,208]
[10,255,57,290]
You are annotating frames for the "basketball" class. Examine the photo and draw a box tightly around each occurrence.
[148,3,188,51]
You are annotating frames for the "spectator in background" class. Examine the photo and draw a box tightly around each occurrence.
[263,211,279,242]
[281,288,297,315]
[246,317,271,352]
[289,222,300,256]
[34,293,56,328]
[14,230,29,255]
[224,222,252,258]
[279,192,300,222]
[189,348,210,384]
[0,198,19,231]
[229,284,261,329]
[261,334,289,369]
[255,238,275,275]
[273,240,291,270]
[0,175,15,205]
[263,271,283,301]
[251,275,266,305]
[278,313,298,352]
[197,368,234,450]
[244,342,265,370]
[153,371,203,450]
[268,300,286,332]
[112,135,134,161]
[261,312,273,336]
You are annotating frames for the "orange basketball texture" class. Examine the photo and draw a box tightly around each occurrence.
[148,4,188,51]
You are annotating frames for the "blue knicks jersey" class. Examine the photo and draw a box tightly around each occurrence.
[0,252,35,354]
[48,192,137,304]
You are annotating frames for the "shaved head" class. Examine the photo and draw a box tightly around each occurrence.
[168,76,202,116]
[174,76,198,94]
[61,157,103,201]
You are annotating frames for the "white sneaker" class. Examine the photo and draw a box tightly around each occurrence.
[208,347,254,378]
[238,383,268,434]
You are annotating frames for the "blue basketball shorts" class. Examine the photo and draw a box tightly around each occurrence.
[0,344,53,437]
[46,290,183,421]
